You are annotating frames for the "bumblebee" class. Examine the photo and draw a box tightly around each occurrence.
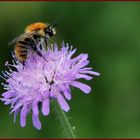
[9,22,57,65]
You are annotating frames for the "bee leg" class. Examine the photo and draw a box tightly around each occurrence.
[45,38,48,45]
[26,38,41,53]
[29,39,47,60]
[39,43,43,50]
[31,41,43,57]
[36,49,48,62]
[36,49,43,57]
[29,39,37,50]
[21,61,25,70]
[22,61,25,66]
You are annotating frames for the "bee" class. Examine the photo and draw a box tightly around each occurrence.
[9,22,57,65]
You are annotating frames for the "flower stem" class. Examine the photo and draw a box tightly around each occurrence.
[52,100,76,138]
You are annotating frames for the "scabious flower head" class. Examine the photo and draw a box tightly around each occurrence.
[1,42,100,130]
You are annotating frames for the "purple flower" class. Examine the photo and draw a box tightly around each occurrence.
[1,42,100,130]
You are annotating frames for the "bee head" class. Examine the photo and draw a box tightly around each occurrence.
[45,24,57,38]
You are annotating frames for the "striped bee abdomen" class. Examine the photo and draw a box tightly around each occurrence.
[14,43,28,62]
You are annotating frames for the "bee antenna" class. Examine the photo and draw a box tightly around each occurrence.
[51,23,57,28]
[50,14,62,27]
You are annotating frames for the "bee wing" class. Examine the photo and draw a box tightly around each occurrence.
[8,31,37,46]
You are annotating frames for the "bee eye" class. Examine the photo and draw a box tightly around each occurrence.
[45,27,50,33]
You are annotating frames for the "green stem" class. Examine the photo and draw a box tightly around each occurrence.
[52,100,76,138]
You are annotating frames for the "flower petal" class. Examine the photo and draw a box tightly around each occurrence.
[10,103,23,114]
[68,48,76,59]
[76,60,89,68]
[42,98,50,116]
[71,81,91,94]
[32,114,41,130]
[63,89,72,100]
[60,85,72,100]
[80,70,100,76]
[4,99,12,105]
[82,54,88,60]
[56,93,70,112]
[72,53,87,63]
[20,105,28,127]
[14,108,20,123]
[32,102,39,115]
[2,91,15,98]
[76,74,93,80]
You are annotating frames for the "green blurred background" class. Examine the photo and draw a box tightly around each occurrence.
[0,2,140,138]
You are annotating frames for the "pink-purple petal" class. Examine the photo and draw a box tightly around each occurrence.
[20,105,28,127]
[32,114,41,130]
[32,102,39,115]
[68,49,76,59]
[81,54,88,60]
[76,60,89,68]
[71,81,91,94]
[10,103,23,114]
[63,90,72,100]
[57,93,70,112]
[42,98,50,116]
[4,100,12,105]
[14,108,20,123]
[80,70,100,76]
[2,91,15,98]
[76,74,93,80]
